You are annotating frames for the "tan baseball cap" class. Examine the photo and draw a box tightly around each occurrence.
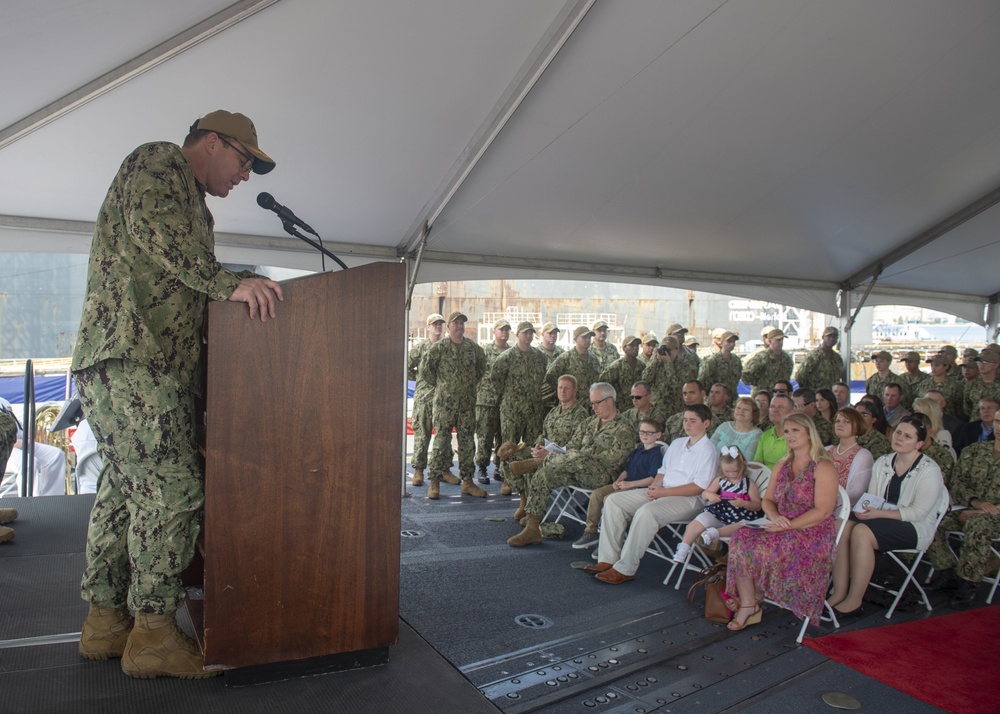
[902,351,922,362]
[660,335,680,351]
[642,333,659,345]
[195,110,275,174]
[426,313,445,325]
[540,322,560,334]
[822,326,839,337]
[939,345,958,356]
[872,350,893,361]
[516,321,535,334]
[593,320,609,330]
[926,354,948,366]
[447,311,468,323]
[975,350,1000,364]
[765,328,786,340]
[573,326,595,340]
[493,319,511,330]
[665,323,687,335]
[621,335,641,349]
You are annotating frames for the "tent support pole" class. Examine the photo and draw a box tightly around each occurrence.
[988,296,999,343]
[404,223,429,311]
[838,289,851,387]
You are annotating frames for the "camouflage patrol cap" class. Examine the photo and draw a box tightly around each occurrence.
[540,322,560,334]
[939,345,958,356]
[447,311,468,323]
[962,347,979,359]
[195,110,275,174]
[719,330,738,342]
[573,326,595,340]
[493,319,511,330]
[642,333,659,345]
[926,354,948,366]
[961,357,980,368]
[661,335,680,350]
[764,328,786,340]
[761,327,772,340]
[621,335,641,349]
[822,326,839,337]
[685,336,700,348]
[593,320,609,330]
[665,323,687,335]
[516,321,535,334]
[872,350,893,361]
[975,350,1000,364]
[426,313,445,325]
[901,351,922,363]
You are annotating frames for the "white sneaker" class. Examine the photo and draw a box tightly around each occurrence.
[699,527,719,547]
[672,542,692,563]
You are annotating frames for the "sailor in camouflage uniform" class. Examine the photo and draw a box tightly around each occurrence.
[666,324,699,385]
[899,351,928,409]
[546,326,601,409]
[599,336,644,412]
[490,322,549,458]
[475,319,511,482]
[663,381,721,442]
[791,388,835,446]
[741,328,794,395]
[421,311,488,499]
[638,334,658,368]
[865,350,902,403]
[536,322,565,407]
[407,314,445,486]
[915,355,967,420]
[927,425,1000,607]
[707,383,734,423]
[698,329,742,402]
[964,349,1000,422]
[71,111,282,679]
[507,383,635,547]
[590,320,620,372]
[795,326,844,391]
[620,381,668,436]
[643,335,684,417]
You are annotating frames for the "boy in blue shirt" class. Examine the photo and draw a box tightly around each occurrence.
[572,419,664,549]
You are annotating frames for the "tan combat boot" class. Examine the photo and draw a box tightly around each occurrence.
[510,458,544,477]
[411,469,424,487]
[440,471,462,485]
[0,507,17,524]
[80,604,134,660]
[500,480,512,496]
[461,479,487,498]
[427,478,440,500]
[121,612,220,679]
[507,515,543,547]
[0,525,13,543]
[513,493,527,521]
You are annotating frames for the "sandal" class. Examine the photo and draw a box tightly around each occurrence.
[726,605,762,632]
[722,591,763,613]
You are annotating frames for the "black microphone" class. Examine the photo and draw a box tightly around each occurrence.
[257,192,318,235]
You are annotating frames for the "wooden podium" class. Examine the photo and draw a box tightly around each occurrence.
[196,262,405,674]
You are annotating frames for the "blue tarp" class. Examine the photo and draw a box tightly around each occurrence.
[0,375,75,405]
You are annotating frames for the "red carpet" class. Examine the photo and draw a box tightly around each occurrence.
[804,605,1000,714]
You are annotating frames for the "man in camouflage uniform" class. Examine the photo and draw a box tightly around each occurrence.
[927,419,1000,608]
[546,326,601,409]
[915,355,967,420]
[590,320,620,372]
[600,336,644,412]
[643,335,684,417]
[407,314,445,487]
[899,351,928,409]
[421,311,488,499]
[795,326,844,392]
[500,374,589,521]
[940,344,963,383]
[964,348,1000,421]
[865,350,902,404]
[475,319,511,483]
[489,322,549,461]
[638,334,658,368]
[960,350,980,387]
[707,383,734,423]
[742,328,794,395]
[664,381,721,442]
[507,382,635,547]
[666,324,699,385]
[0,400,18,544]
[71,110,283,679]
[536,322,565,408]
[792,388,835,446]
[620,381,668,436]
[698,329,742,401]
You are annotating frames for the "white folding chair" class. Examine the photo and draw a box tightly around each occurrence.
[542,485,592,526]
[867,490,951,619]
[935,530,1000,607]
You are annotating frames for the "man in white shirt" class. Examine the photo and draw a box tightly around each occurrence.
[586,403,719,583]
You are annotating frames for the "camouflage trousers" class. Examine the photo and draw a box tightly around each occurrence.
[75,359,203,615]
[475,404,502,468]
[525,452,615,517]
[928,511,1000,583]
[500,405,544,454]
[430,405,476,479]
[500,445,537,494]
[410,394,433,470]
[0,412,16,469]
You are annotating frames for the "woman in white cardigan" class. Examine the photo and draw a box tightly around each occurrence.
[827,416,949,616]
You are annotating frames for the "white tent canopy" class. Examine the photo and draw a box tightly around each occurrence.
[2,0,999,327]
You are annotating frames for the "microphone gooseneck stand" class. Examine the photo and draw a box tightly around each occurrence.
[280,221,349,272]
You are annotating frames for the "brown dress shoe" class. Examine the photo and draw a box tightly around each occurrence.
[595,568,635,584]
[582,562,614,575]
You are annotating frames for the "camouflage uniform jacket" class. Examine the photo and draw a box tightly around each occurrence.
[489,345,548,416]
[698,352,743,402]
[674,347,701,386]
[858,428,892,462]
[408,340,436,402]
[539,345,565,365]
[476,343,511,407]
[664,410,721,443]
[813,413,836,447]
[866,371,901,404]
[914,377,967,420]
[599,356,644,412]
[537,402,590,447]
[621,403,669,433]
[741,349,794,394]
[795,348,844,391]
[899,370,928,408]
[0,411,16,467]
[420,338,486,414]
[642,358,684,416]
[712,405,735,424]
[964,377,1000,423]
[590,343,620,372]
[546,349,601,408]
[71,142,246,395]
[922,439,955,478]
[564,412,637,475]
[948,441,1000,508]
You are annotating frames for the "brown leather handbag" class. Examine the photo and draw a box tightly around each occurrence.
[686,563,732,624]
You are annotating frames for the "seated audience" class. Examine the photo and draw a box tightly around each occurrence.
[673,446,762,563]
[855,400,891,461]
[753,394,794,469]
[832,381,852,410]
[572,418,664,550]
[882,383,911,436]
[825,407,873,507]
[910,411,954,476]
[710,397,762,460]
[792,387,835,446]
[707,383,734,422]
[911,396,956,462]
[954,397,998,455]
[815,388,838,423]
[584,404,719,583]
[664,381,720,442]
[925,388,965,447]
[724,414,838,630]
[753,390,772,431]
[620,380,667,437]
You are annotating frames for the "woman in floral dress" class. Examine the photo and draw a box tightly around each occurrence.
[725,413,839,631]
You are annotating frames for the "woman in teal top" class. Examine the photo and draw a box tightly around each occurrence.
[711,397,762,460]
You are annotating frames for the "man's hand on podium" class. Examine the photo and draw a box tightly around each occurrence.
[228,277,284,322]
